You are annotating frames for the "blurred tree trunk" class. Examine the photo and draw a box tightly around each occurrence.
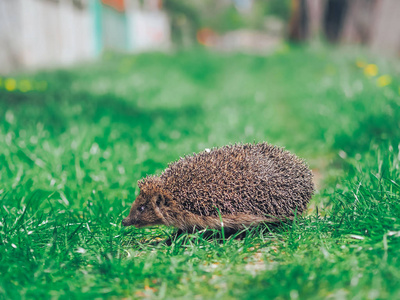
[369,0,400,56]
[306,0,326,40]
[289,0,400,56]
[341,0,376,44]
[323,0,348,42]
[288,0,308,41]
[288,0,351,43]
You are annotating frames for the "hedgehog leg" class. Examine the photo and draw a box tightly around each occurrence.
[175,228,188,235]
[223,227,245,239]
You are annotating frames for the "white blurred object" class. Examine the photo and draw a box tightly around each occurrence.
[0,0,96,74]
[127,9,170,51]
[215,29,282,55]
[233,0,253,14]
[0,0,171,74]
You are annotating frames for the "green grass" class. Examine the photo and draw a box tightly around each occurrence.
[1,47,400,299]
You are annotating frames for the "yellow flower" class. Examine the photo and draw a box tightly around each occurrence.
[376,75,392,87]
[356,60,367,68]
[19,80,33,92]
[5,78,17,91]
[364,64,378,77]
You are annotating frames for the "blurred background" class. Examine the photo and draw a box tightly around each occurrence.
[1,2,400,298]
[1,0,400,74]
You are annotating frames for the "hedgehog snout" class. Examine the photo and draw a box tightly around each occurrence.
[122,217,134,227]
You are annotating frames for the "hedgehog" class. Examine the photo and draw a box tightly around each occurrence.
[122,142,314,232]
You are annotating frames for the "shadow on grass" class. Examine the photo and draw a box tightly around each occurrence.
[0,89,205,142]
[126,221,290,247]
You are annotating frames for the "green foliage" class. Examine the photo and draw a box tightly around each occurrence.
[0,47,399,298]
[164,0,291,43]
[163,0,201,45]
[263,0,291,20]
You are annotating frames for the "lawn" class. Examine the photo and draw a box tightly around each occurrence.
[1,46,400,299]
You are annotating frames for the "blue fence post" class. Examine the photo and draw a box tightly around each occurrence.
[91,0,103,56]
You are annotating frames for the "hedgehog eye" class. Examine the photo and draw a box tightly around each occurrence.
[138,206,145,212]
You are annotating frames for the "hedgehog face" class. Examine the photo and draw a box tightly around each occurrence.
[122,193,165,228]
